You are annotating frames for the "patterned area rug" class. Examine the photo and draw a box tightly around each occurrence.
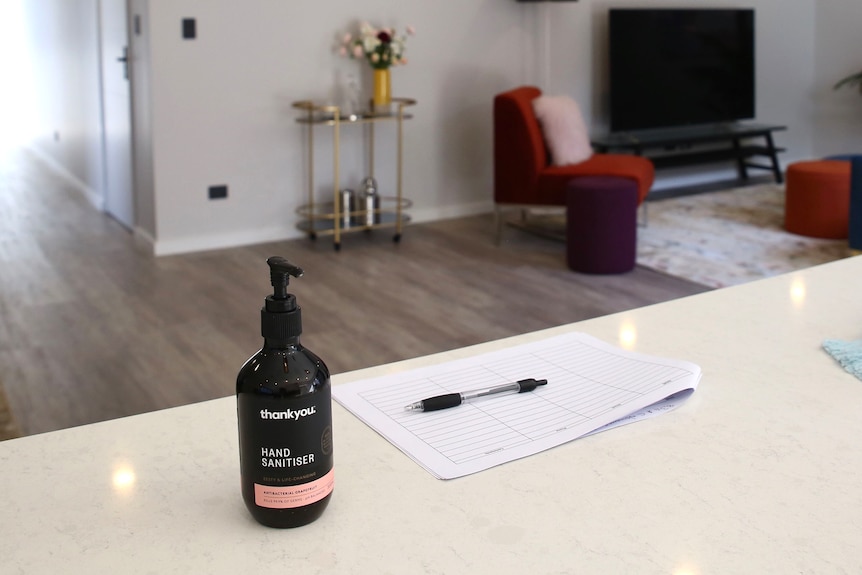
[510,183,851,288]
[0,380,22,441]
[637,184,852,288]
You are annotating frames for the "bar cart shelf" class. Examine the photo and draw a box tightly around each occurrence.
[295,197,413,236]
[292,98,416,251]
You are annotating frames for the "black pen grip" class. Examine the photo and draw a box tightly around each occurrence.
[517,378,548,392]
[421,393,462,412]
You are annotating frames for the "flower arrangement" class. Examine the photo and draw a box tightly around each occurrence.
[339,22,415,70]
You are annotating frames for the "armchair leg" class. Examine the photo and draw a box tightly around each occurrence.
[639,201,649,227]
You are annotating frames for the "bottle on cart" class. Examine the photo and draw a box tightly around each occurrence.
[361,176,380,226]
[236,256,334,528]
[346,72,361,116]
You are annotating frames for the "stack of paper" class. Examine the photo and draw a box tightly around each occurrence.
[333,332,701,479]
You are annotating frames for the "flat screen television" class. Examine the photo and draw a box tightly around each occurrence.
[608,8,755,133]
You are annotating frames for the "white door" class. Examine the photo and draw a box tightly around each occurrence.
[100,0,134,229]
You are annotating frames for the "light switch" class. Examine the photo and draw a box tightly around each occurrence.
[182,18,196,40]
[209,185,228,200]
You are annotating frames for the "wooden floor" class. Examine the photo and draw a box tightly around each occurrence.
[0,147,710,436]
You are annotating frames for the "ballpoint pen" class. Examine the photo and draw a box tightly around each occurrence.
[404,378,548,412]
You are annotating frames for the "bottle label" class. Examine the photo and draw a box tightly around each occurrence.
[238,389,334,509]
[253,468,334,508]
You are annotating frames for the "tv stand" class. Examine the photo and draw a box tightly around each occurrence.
[591,123,786,185]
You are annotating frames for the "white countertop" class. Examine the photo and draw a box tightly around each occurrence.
[3,256,862,573]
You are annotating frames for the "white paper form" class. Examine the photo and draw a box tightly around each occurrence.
[333,332,701,479]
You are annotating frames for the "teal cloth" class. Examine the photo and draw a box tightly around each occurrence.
[823,339,862,381]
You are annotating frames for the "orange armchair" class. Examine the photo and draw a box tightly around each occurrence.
[493,86,654,242]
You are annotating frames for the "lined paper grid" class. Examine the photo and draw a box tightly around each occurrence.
[333,332,701,479]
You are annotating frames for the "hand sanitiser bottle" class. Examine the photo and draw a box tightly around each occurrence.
[237,256,333,528]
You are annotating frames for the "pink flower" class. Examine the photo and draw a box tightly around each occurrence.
[339,46,348,57]
[341,21,412,69]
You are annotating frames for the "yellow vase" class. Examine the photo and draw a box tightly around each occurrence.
[373,68,391,109]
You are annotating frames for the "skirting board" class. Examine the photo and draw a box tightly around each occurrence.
[23,148,494,257]
[26,144,104,211]
[148,226,302,257]
[144,200,494,257]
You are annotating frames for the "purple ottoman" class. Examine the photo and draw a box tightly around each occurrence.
[566,176,638,274]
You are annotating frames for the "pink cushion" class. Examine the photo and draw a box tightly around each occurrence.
[532,95,593,166]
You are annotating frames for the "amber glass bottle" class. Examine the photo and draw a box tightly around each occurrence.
[236,257,333,528]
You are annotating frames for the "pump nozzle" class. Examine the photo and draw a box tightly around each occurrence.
[267,256,303,300]
[262,256,304,342]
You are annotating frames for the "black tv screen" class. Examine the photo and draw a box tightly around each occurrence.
[608,8,755,133]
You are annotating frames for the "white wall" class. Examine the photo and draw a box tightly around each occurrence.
[22,0,862,256]
[22,0,106,209]
[813,0,862,157]
[0,1,37,151]
[141,0,535,255]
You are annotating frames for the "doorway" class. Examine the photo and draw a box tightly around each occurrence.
[0,0,135,231]
[99,0,135,230]
[0,0,37,154]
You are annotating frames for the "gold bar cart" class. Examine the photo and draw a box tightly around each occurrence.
[292,98,416,251]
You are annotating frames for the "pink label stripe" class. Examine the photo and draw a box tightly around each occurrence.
[254,469,334,509]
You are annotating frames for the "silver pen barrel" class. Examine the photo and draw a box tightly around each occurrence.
[460,383,520,401]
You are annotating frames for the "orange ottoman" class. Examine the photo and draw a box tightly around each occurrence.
[785,160,851,239]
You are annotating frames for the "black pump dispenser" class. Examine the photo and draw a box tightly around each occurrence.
[237,256,333,528]
[261,256,303,343]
